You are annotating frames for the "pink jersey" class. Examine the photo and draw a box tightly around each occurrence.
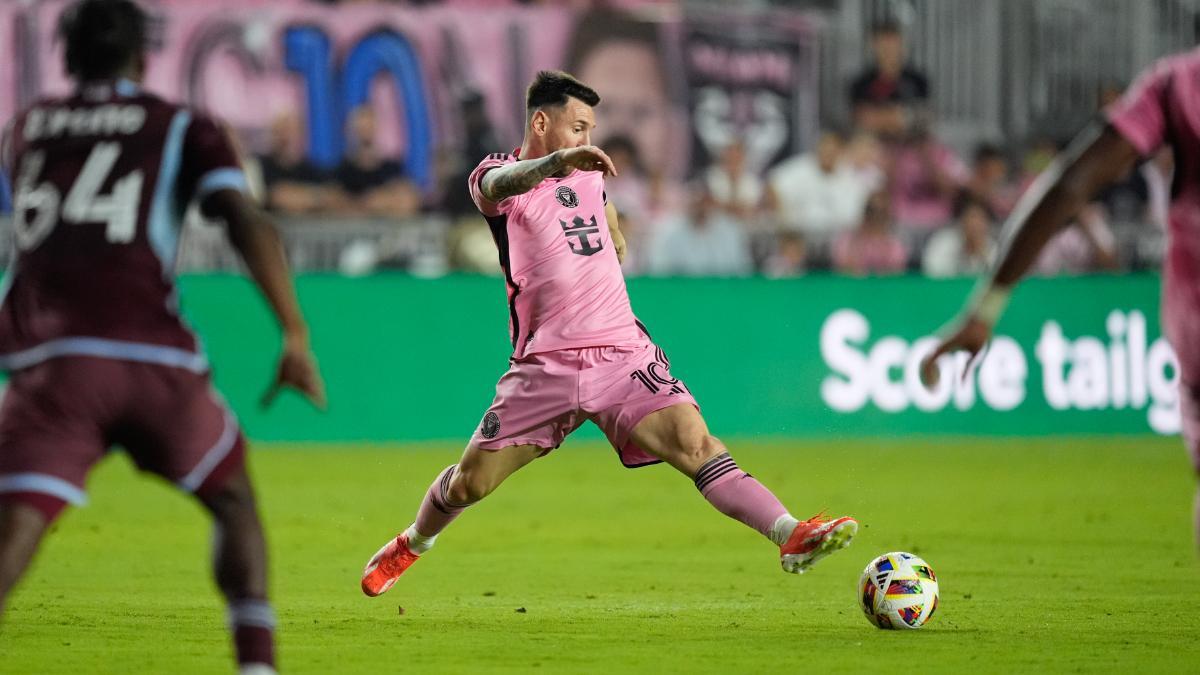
[1107,47,1200,384]
[1107,48,1200,283]
[468,151,645,359]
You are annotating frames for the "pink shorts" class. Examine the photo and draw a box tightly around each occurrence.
[470,341,698,467]
[1162,263,1200,472]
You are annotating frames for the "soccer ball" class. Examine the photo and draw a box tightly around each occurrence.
[857,552,939,629]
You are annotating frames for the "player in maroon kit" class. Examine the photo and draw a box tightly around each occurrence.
[0,2,323,672]
[921,46,1200,549]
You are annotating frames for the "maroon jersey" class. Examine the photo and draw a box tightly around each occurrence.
[0,79,246,372]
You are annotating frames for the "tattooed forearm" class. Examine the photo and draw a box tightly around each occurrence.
[481,152,565,202]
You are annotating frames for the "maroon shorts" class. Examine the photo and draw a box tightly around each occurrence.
[0,357,245,520]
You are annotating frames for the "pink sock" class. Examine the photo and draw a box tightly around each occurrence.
[413,464,470,537]
[695,453,790,542]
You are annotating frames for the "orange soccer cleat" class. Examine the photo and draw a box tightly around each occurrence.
[361,533,421,597]
[780,513,858,574]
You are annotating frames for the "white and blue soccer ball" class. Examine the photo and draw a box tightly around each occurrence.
[857,552,939,629]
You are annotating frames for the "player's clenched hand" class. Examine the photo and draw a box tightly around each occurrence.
[919,316,993,387]
[262,335,327,411]
[556,146,618,177]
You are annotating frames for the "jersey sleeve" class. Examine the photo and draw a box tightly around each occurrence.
[468,153,520,217]
[1106,58,1172,157]
[179,113,249,209]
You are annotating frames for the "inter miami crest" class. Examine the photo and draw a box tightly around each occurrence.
[481,411,501,439]
[555,185,579,208]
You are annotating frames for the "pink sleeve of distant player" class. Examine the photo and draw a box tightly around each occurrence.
[1106,59,1171,156]
[468,155,521,217]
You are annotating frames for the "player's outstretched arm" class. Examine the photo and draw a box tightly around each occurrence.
[921,124,1141,385]
[605,201,626,264]
[203,189,327,410]
[481,145,617,203]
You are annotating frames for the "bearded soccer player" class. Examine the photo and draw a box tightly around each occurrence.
[360,71,857,597]
[0,2,324,673]
[921,47,1200,548]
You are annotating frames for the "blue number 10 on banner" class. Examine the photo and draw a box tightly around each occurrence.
[283,26,433,189]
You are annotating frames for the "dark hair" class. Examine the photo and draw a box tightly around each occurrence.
[953,190,995,221]
[603,134,645,174]
[59,0,148,81]
[973,142,1005,165]
[526,70,600,114]
[871,19,903,37]
[819,127,847,143]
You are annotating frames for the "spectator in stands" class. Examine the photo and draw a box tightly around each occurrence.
[646,185,752,277]
[922,194,996,277]
[832,191,909,276]
[963,143,1017,219]
[332,106,420,218]
[1016,136,1058,194]
[604,136,652,228]
[440,90,501,218]
[767,129,873,246]
[888,118,969,233]
[1034,203,1120,275]
[603,136,653,275]
[704,139,764,221]
[258,113,332,215]
[763,230,808,279]
[849,20,930,139]
[845,130,887,191]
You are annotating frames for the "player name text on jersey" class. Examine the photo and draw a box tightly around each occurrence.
[23,104,147,141]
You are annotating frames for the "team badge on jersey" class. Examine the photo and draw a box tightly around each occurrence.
[481,411,501,439]
[555,185,579,208]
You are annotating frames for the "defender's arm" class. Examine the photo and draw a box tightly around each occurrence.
[202,189,326,409]
[920,124,1141,384]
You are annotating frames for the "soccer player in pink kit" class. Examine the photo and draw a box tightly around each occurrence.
[361,71,857,596]
[922,47,1200,548]
[0,2,323,673]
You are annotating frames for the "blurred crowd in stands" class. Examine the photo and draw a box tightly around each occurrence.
[0,16,1171,278]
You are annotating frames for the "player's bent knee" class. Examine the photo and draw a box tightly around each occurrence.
[669,433,724,471]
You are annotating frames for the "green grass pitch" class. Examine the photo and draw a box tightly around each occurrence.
[3,437,1199,673]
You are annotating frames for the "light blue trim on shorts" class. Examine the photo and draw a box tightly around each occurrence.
[0,337,209,373]
[0,472,87,505]
[177,404,238,493]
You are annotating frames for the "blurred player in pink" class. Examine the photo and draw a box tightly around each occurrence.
[361,71,857,597]
[922,47,1200,548]
[0,2,324,673]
